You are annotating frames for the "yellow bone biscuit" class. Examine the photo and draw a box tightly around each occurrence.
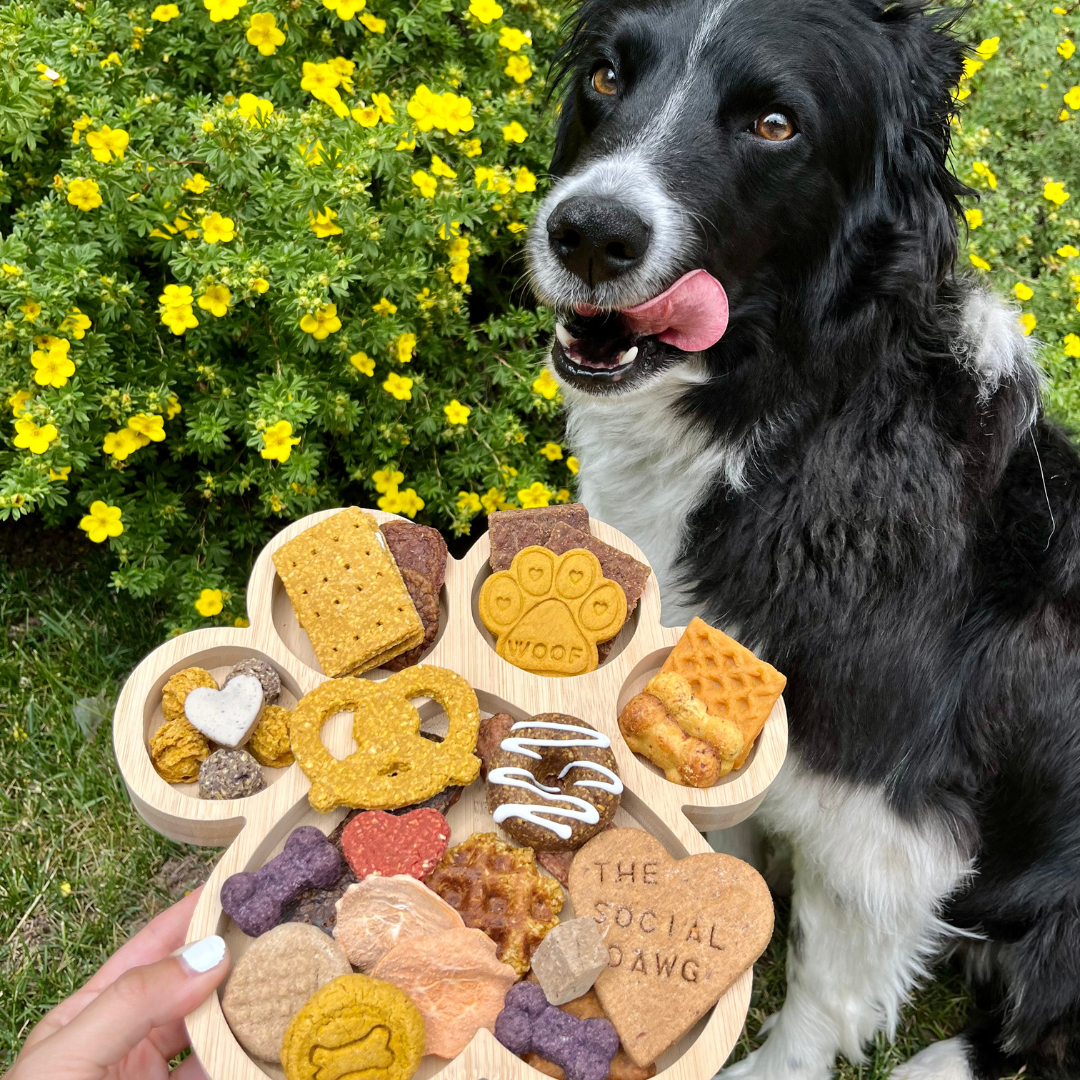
[290,665,481,812]
[617,693,720,788]
[272,508,424,677]
[247,704,294,769]
[645,671,744,769]
[280,973,426,1080]
[478,546,627,677]
[661,617,786,768]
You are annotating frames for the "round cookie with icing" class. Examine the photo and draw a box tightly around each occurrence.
[485,713,622,852]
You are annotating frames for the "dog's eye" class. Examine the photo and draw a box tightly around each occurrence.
[754,111,797,141]
[591,66,618,96]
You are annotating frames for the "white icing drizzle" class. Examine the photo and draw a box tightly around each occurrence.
[489,767,601,840]
[557,760,623,794]
[501,720,611,760]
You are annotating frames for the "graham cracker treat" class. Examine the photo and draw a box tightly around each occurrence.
[488,503,590,571]
[161,666,217,723]
[371,926,517,1057]
[334,873,464,972]
[224,657,281,704]
[522,980,658,1080]
[381,519,448,592]
[198,748,266,800]
[568,829,773,1067]
[341,809,450,881]
[280,973,426,1080]
[618,692,721,787]
[530,916,610,1005]
[221,922,351,1063]
[289,666,480,813]
[478,546,627,677]
[149,717,210,784]
[426,831,564,976]
[383,567,440,671]
[272,507,424,677]
[545,522,651,620]
[485,714,622,852]
[247,704,294,769]
[661,617,785,768]
[184,674,264,749]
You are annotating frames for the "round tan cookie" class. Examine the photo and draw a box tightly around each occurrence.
[149,717,210,783]
[221,923,352,1064]
[161,666,218,723]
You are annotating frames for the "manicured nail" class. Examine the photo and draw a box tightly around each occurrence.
[179,935,227,974]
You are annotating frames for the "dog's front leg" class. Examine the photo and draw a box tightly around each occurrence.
[722,758,972,1080]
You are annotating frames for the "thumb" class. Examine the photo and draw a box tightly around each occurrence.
[28,935,230,1076]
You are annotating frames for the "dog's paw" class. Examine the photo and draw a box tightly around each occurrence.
[720,1044,832,1080]
[889,1039,973,1080]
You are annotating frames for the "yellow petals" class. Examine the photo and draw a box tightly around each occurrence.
[1014,282,1034,301]
[1018,311,1035,337]
[204,0,247,21]
[539,442,563,461]
[300,304,342,339]
[310,206,344,237]
[1065,333,1080,358]
[457,490,482,513]
[13,419,59,454]
[195,588,224,616]
[360,11,386,31]
[1044,181,1071,205]
[201,211,236,242]
[566,455,579,475]
[975,36,999,59]
[1058,245,1080,258]
[151,3,179,19]
[518,481,552,508]
[412,170,438,198]
[444,399,470,425]
[964,207,982,228]
[532,368,559,399]
[969,253,991,271]
[373,297,398,316]
[431,154,457,179]
[394,332,417,363]
[971,161,997,190]
[468,0,503,22]
[1058,39,1075,59]
[236,93,274,126]
[407,84,475,135]
[246,11,285,54]
[499,26,530,50]
[19,300,41,322]
[261,419,301,462]
[67,177,102,211]
[373,468,404,493]
[78,501,123,542]
[197,284,232,317]
[505,54,532,83]
[1065,87,1080,111]
[350,351,375,376]
[383,371,413,399]
[502,121,528,143]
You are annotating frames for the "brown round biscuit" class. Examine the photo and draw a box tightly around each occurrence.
[381,520,449,592]
[384,567,440,671]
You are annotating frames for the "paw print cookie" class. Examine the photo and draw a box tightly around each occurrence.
[478,546,627,676]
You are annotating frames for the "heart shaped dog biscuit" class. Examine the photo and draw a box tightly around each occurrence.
[568,829,773,1067]
[184,674,265,748]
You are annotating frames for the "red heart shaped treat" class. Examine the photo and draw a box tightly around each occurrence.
[341,809,451,882]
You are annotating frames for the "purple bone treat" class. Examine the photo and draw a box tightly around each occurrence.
[495,982,619,1080]
[220,826,342,937]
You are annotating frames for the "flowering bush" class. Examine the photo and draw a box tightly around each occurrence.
[0,0,570,626]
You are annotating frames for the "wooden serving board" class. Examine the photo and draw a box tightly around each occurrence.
[112,508,788,1080]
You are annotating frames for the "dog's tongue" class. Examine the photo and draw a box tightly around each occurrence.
[576,270,729,352]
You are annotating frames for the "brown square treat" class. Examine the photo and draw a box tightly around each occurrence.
[380,520,449,592]
[488,504,590,571]
[545,522,651,619]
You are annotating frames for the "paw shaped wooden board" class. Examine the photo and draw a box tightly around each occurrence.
[113,507,788,1080]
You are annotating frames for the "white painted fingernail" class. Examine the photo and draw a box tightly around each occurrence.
[179,935,226,974]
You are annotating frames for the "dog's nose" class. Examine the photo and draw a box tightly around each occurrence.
[546,196,651,285]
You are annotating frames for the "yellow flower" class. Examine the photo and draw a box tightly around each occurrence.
[499,26,530,50]
[1065,333,1080,358]
[300,63,349,117]
[518,481,552,508]
[1058,39,1075,59]
[352,103,380,126]
[181,174,209,196]
[103,428,145,460]
[383,372,413,400]
[350,350,375,375]
[505,55,532,83]
[469,0,502,22]
[412,170,438,198]
[2,263,20,276]
[246,11,285,54]
[234,616,250,627]
[151,3,179,19]
[457,490,482,514]
[373,297,398,316]
[964,207,982,228]
[975,36,999,59]
[539,441,563,461]
[962,57,982,79]
[360,11,386,31]
[1066,87,1080,111]
[128,413,166,442]
[373,468,404,493]
[444,399,470,425]
[79,501,123,543]
[953,85,971,101]
[1014,281,1034,301]
[431,155,458,180]
[377,488,401,511]
[1044,181,1071,205]
[1059,245,1080,258]
[407,85,474,135]
[462,138,482,157]
[195,588,224,617]
[197,284,232,317]
[532,368,559,399]
[394,332,417,363]
[9,390,31,417]
[566,455,579,475]
[71,114,92,144]
[159,283,195,307]
[1020,313,1037,336]
[329,56,356,90]
[236,93,274,126]
[969,253,991,271]
[36,64,65,86]
[31,348,75,388]
[60,307,92,338]
[481,486,508,513]
[971,161,996,190]
[310,207,344,237]
[167,395,182,419]
[160,304,198,335]
[372,92,394,122]
[202,119,215,133]
[204,0,247,21]
[508,221,527,233]
[261,419,301,462]
[100,52,122,69]
[48,466,71,482]
[1055,5,1068,11]
[201,211,236,243]
[555,488,571,503]
[19,300,42,322]
[300,304,342,339]
[502,121,528,143]
[391,487,422,518]
[323,0,366,19]
[13,419,59,454]
[67,178,103,211]
[1060,109,1071,122]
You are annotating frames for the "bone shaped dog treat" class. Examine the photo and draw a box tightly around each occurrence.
[221,826,342,937]
[495,981,620,1080]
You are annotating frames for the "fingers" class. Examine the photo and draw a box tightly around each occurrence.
[36,936,229,1076]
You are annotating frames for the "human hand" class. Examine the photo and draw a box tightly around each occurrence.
[9,887,230,1080]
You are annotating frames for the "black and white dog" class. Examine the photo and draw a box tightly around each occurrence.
[525,1,1080,1078]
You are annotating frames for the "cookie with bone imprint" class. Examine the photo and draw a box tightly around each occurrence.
[485,714,622,852]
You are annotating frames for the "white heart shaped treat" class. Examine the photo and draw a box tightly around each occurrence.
[184,674,265,749]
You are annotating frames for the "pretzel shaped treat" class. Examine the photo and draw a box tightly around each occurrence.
[289,665,481,812]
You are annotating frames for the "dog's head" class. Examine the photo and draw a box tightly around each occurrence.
[528,0,968,397]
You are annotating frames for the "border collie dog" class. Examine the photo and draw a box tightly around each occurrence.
[526,1,1080,1078]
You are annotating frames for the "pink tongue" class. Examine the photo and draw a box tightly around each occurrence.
[575,269,729,352]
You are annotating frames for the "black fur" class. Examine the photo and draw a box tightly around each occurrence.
[542,0,1080,1075]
